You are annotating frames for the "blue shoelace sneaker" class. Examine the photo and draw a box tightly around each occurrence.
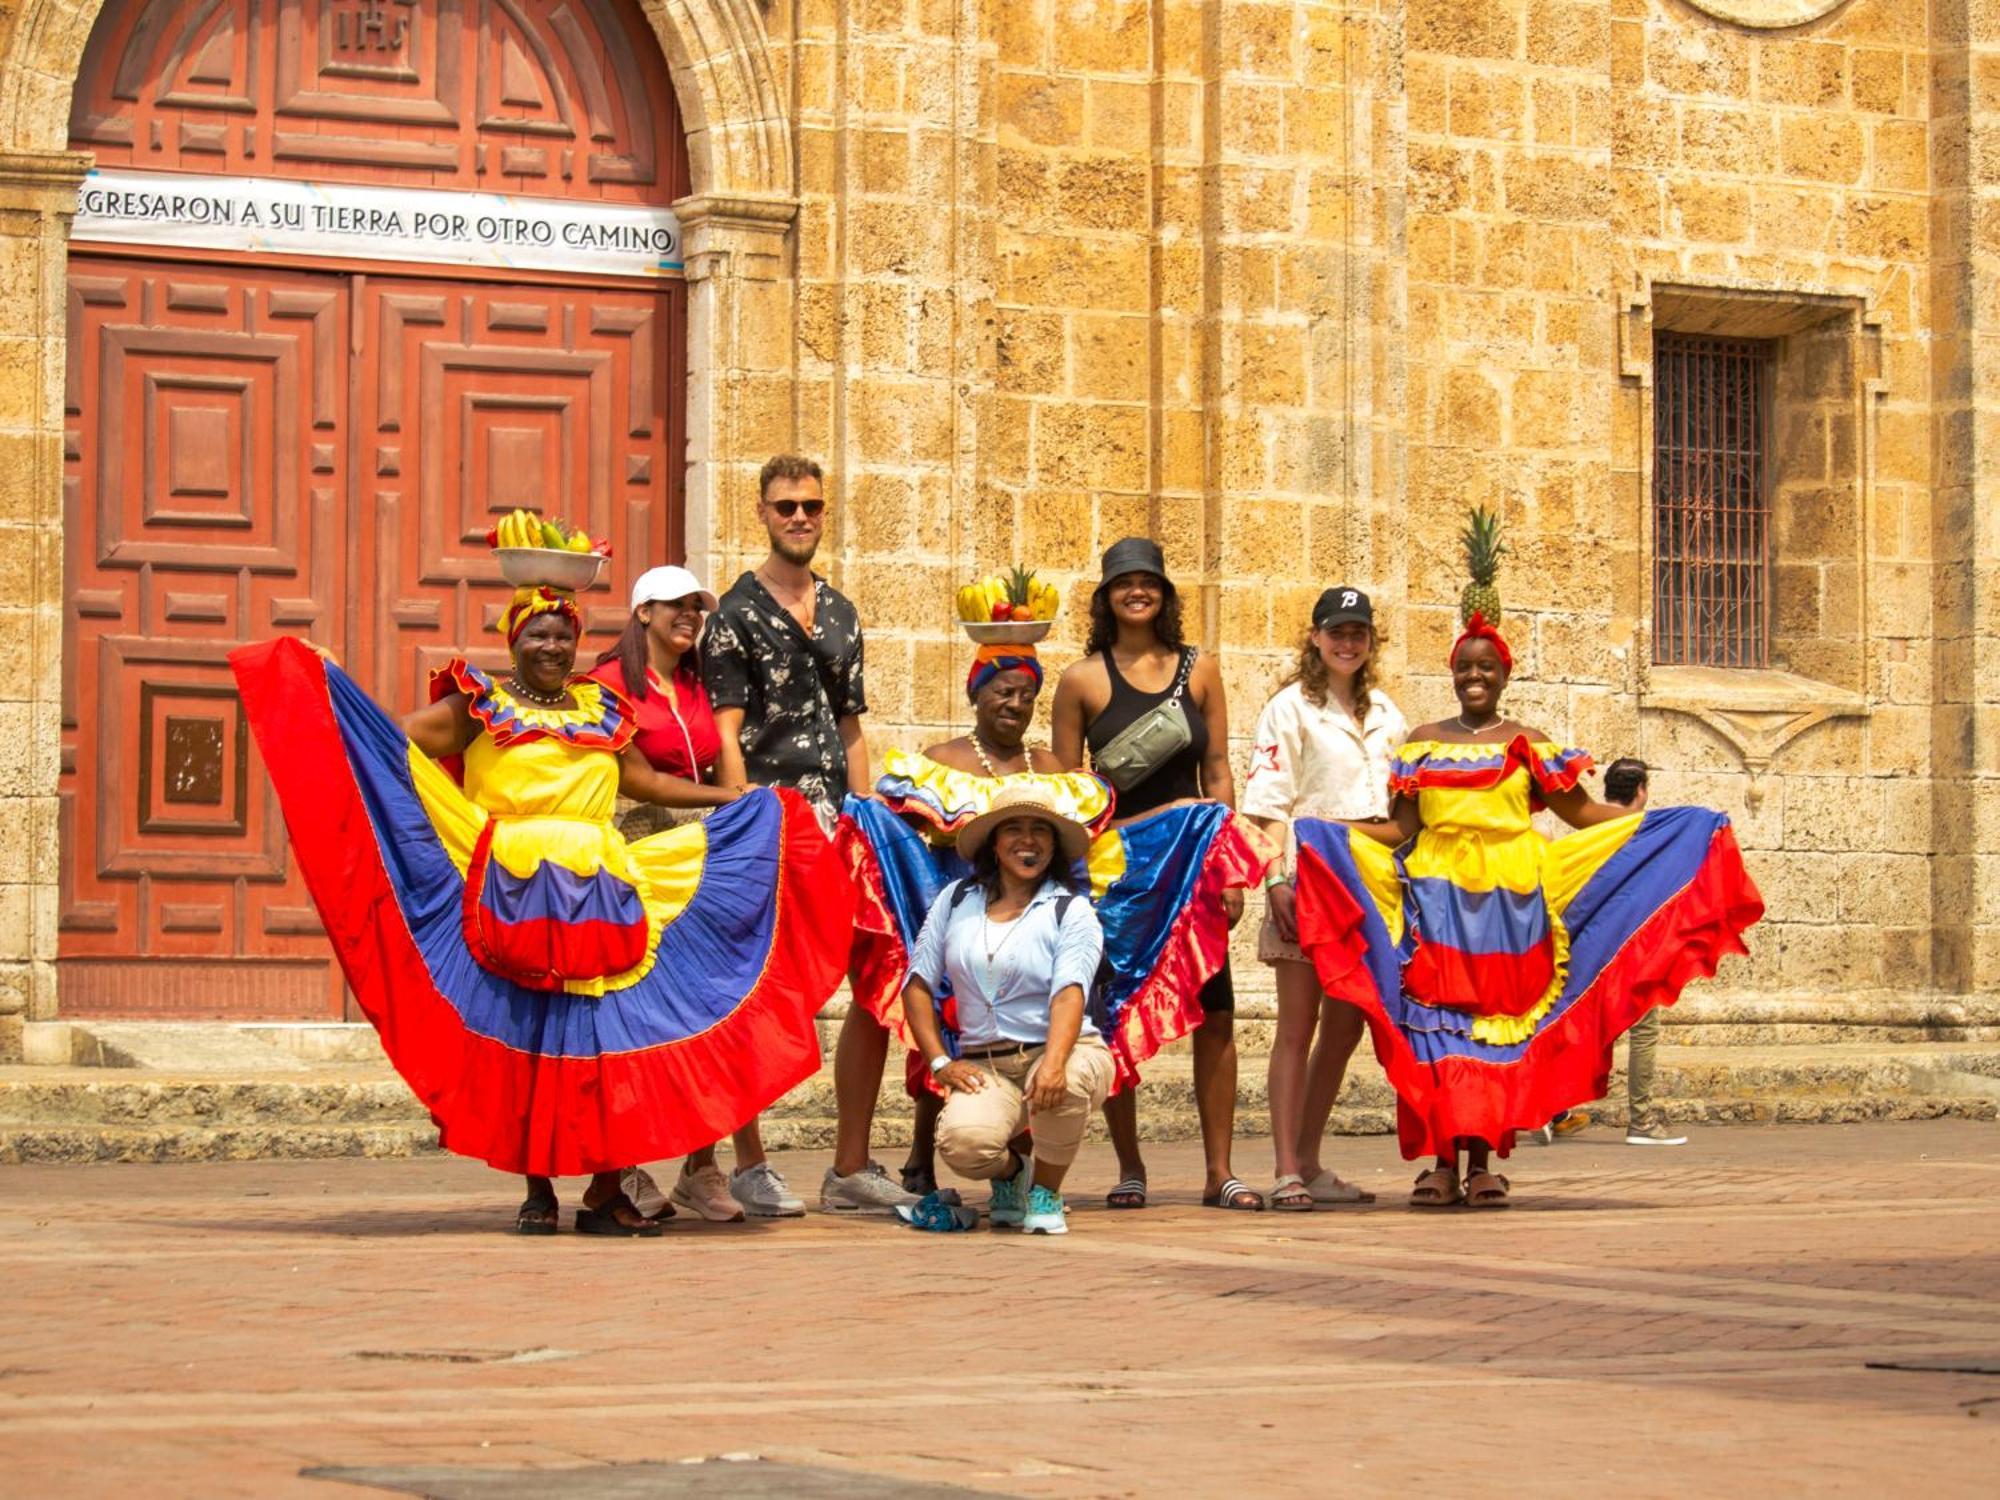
[1021,1183,1068,1236]
[988,1159,1028,1228]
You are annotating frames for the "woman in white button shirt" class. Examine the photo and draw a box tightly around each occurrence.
[900,784,1115,1236]
[1241,587,1408,1211]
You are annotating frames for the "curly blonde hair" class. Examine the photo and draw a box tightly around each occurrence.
[1283,626,1381,712]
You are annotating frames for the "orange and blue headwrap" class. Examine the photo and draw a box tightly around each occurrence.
[967,642,1044,699]
[1450,611,1513,674]
[500,585,581,645]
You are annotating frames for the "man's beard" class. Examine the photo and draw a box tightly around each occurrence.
[770,531,819,566]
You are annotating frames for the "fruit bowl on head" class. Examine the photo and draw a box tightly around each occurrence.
[496,547,608,592]
[960,616,1056,646]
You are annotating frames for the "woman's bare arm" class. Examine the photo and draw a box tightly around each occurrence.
[400,695,478,760]
[1049,661,1096,771]
[618,747,743,808]
[1193,652,1234,809]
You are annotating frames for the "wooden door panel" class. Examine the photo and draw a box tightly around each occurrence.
[355,278,678,711]
[70,0,688,205]
[60,259,348,1013]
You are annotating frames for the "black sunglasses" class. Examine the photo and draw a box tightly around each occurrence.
[768,498,825,518]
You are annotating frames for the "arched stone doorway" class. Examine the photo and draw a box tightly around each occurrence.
[0,0,799,1025]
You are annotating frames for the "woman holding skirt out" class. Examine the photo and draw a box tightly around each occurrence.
[1292,610,1763,1209]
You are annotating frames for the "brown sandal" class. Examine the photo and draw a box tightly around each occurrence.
[1464,1170,1511,1208]
[1408,1167,1463,1208]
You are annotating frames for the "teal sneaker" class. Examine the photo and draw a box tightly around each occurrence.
[1021,1183,1068,1236]
[988,1158,1028,1228]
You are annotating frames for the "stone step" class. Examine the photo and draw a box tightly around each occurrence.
[27,992,2000,1074]
[3,1041,1996,1163]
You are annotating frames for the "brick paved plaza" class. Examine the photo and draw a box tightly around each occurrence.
[0,1121,1995,1499]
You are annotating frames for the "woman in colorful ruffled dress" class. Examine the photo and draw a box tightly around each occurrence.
[1291,613,1763,1208]
[230,579,851,1236]
[837,641,1114,1198]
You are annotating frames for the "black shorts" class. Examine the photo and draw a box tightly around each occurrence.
[1198,962,1235,1015]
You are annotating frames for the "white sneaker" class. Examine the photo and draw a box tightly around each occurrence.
[619,1166,669,1218]
[819,1160,919,1216]
[670,1163,746,1222]
[731,1161,805,1218]
[1626,1126,1689,1146]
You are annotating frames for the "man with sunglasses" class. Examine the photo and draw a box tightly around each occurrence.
[704,454,870,829]
[705,455,905,1215]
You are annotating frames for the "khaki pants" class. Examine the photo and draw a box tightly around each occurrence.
[1626,1008,1663,1127]
[937,1035,1116,1179]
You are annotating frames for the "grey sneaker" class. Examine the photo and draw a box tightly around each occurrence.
[1021,1183,1068,1236]
[988,1159,1028,1228]
[819,1160,919,1216]
[731,1161,805,1218]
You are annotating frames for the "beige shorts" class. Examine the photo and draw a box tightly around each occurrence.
[1257,912,1311,967]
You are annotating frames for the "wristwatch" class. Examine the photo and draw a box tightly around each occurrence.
[928,1054,951,1075]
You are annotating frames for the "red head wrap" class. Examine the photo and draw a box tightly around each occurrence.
[501,585,581,645]
[967,642,1044,699]
[1450,611,1513,674]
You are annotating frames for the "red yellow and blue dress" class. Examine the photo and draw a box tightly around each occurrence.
[229,637,851,1177]
[1292,736,1763,1159]
[838,746,1266,1088]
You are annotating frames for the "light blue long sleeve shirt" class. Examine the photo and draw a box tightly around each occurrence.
[906,880,1105,1047]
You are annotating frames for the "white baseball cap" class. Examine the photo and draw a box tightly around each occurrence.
[629,565,719,614]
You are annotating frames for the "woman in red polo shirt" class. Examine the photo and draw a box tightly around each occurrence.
[590,565,806,1223]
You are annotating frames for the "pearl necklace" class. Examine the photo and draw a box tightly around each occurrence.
[971,732,1030,777]
[507,673,570,708]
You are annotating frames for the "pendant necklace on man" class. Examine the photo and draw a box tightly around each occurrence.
[509,674,569,708]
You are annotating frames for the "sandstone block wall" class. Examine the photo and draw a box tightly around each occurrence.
[0,0,1994,1020]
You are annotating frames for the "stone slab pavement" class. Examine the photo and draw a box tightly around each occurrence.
[0,1121,1995,1499]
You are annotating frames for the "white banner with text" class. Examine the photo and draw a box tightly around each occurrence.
[73,169,683,277]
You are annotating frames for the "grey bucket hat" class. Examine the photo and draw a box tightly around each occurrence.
[1095,536,1176,596]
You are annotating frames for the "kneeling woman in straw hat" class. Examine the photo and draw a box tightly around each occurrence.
[899,785,1117,1235]
[229,538,851,1236]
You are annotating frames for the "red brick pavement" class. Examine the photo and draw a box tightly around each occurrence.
[0,1121,1995,1498]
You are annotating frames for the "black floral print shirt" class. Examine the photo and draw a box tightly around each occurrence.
[701,571,867,822]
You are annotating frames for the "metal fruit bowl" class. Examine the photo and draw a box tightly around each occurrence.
[960,616,1056,645]
[495,547,607,591]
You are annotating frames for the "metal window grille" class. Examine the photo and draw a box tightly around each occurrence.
[1652,332,1773,668]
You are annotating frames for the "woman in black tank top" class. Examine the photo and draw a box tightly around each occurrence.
[1083,646,1207,815]
[1051,537,1264,1213]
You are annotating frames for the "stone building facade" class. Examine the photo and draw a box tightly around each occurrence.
[0,0,1993,1044]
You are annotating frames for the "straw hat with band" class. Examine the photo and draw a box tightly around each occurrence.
[629,564,719,615]
[955,782,1094,865]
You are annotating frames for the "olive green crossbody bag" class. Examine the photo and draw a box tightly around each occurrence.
[1091,648,1195,791]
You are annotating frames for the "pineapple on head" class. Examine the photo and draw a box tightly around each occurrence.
[1458,505,1505,625]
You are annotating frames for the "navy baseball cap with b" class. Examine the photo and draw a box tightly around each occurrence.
[1313,586,1373,629]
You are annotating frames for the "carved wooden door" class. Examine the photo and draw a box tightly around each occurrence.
[353,277,678,710]
[61,0,689,1018]
[60,259,351,1016]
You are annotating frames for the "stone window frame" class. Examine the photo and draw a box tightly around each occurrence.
[1618,279,1883,806]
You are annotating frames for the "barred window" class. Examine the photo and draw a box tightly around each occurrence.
[1652,333,1774,668]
